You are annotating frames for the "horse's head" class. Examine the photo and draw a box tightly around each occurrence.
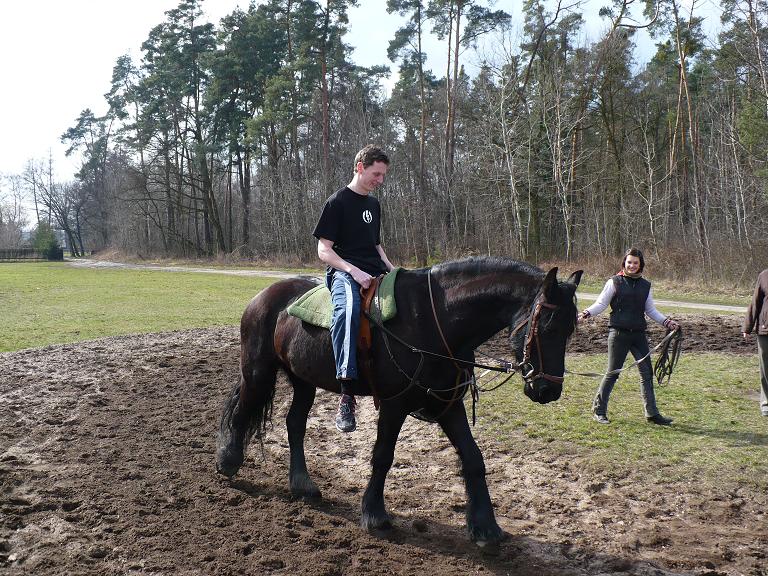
[511,267,582,404]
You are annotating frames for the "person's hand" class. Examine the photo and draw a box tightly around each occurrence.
[743,332,750,340]
[577,311,590,324]
[664,318,680,331]
[350,267,373,289]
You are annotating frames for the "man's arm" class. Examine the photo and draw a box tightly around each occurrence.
[375,244,395,272]
[743,272,765,338]
[317,238,374,289]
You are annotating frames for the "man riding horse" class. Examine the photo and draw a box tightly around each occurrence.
[313,144,395,432]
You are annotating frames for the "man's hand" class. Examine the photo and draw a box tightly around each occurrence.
[350,267,373,289]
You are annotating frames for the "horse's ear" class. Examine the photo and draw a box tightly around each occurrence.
[566,270,583,287]
[542,267,558,300]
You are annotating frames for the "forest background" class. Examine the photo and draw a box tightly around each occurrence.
[1,0,767,286]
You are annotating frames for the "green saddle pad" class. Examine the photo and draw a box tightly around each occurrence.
[286,268,401,329]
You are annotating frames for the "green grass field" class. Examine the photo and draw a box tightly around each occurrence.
[0,262,277,352]
[2,261,765,490]
[473,353,767,489]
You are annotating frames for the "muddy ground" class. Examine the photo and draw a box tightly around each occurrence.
[1,314,765,576]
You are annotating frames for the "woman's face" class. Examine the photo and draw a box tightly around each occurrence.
[624,255,642,274]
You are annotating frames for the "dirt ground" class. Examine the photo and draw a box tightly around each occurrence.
[1,314,765,576]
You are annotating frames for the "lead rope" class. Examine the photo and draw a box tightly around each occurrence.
[654,327,683,386]
[565,328,681,380]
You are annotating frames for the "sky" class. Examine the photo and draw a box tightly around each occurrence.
[0,0,723,183]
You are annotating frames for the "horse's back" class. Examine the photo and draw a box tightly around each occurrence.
[242,276,320,329]
[239,277,320,367]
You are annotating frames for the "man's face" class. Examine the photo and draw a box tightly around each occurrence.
[624,255,641,274]
[357,160,388,192]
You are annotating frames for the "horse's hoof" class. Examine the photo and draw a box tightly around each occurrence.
[290,476,321,500]
[474,538,503,555]
[215,447,244,478]
[290,488,322,500]
[470,527,507,546]
[361,513,393,531]
[216,465,237,478]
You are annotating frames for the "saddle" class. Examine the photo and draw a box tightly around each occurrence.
[285,268,401,406]
[358,276,383,408]
[286,268,400,329]
[358,275,383,355]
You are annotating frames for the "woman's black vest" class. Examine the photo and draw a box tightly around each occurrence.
[609,275,651,330]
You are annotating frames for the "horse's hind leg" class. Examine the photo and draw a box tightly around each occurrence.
[285,374,321,499]
[438,404,504,545]
[216,359,278,478]
[361,406,408,530]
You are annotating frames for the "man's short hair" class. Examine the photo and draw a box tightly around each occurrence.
[354,145,389,171]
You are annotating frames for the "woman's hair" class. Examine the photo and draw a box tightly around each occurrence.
[621,247,645,272]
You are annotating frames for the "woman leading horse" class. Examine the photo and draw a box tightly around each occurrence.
[216,257,582,545]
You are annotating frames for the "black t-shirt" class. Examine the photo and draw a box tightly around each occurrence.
[312,186,387,276]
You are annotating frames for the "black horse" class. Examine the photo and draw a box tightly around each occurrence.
[216,257,582,545]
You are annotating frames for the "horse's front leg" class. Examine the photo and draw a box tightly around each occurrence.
[438,403,504,545]
[286,377,321,498]
[361,405,408,530]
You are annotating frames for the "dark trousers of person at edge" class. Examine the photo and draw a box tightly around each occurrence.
[592,328,662,418]
[758,335,768,416]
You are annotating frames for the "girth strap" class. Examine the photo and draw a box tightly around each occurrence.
[358,275,384,409]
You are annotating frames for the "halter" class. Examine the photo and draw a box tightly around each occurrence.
[510,294,565,386]
[363,269,568,420]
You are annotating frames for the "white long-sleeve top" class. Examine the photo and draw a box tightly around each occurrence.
[584,278,668,325]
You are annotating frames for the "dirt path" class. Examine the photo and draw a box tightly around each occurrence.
[67,258,303,279]
[67,259,747,314]
[1,317,765,575]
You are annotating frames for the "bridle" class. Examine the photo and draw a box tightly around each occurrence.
[510,294,565,386]
[365,270,567,394]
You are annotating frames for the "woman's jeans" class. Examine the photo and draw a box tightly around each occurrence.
[326,269,361,381]
[592,328,660,418]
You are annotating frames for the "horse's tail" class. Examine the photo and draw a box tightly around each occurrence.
[216,290,281,478]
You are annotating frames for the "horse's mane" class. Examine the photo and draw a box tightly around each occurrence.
[429,257,577,323]
[431,256,542,280]
[426,257,546,309]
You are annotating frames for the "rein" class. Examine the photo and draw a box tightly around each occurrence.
[364,269,563,423]
[565,327,682,383]
[654,327,682,385]
[511,296,564,385]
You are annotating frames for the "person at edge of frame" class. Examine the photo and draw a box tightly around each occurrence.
[742,268,768,417]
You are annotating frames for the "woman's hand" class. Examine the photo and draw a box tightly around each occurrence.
[664,317,680,331]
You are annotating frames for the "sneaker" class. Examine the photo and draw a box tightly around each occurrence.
[593,413,610,425]
[646,414,673,426]
[335,395,356,433]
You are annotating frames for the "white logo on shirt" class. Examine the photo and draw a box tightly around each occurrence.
[362,210,373,223]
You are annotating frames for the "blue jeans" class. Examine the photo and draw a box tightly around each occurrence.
[326,270,361,380]
[592,328,660,418]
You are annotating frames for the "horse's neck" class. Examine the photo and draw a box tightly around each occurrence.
[436,270,540,352]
